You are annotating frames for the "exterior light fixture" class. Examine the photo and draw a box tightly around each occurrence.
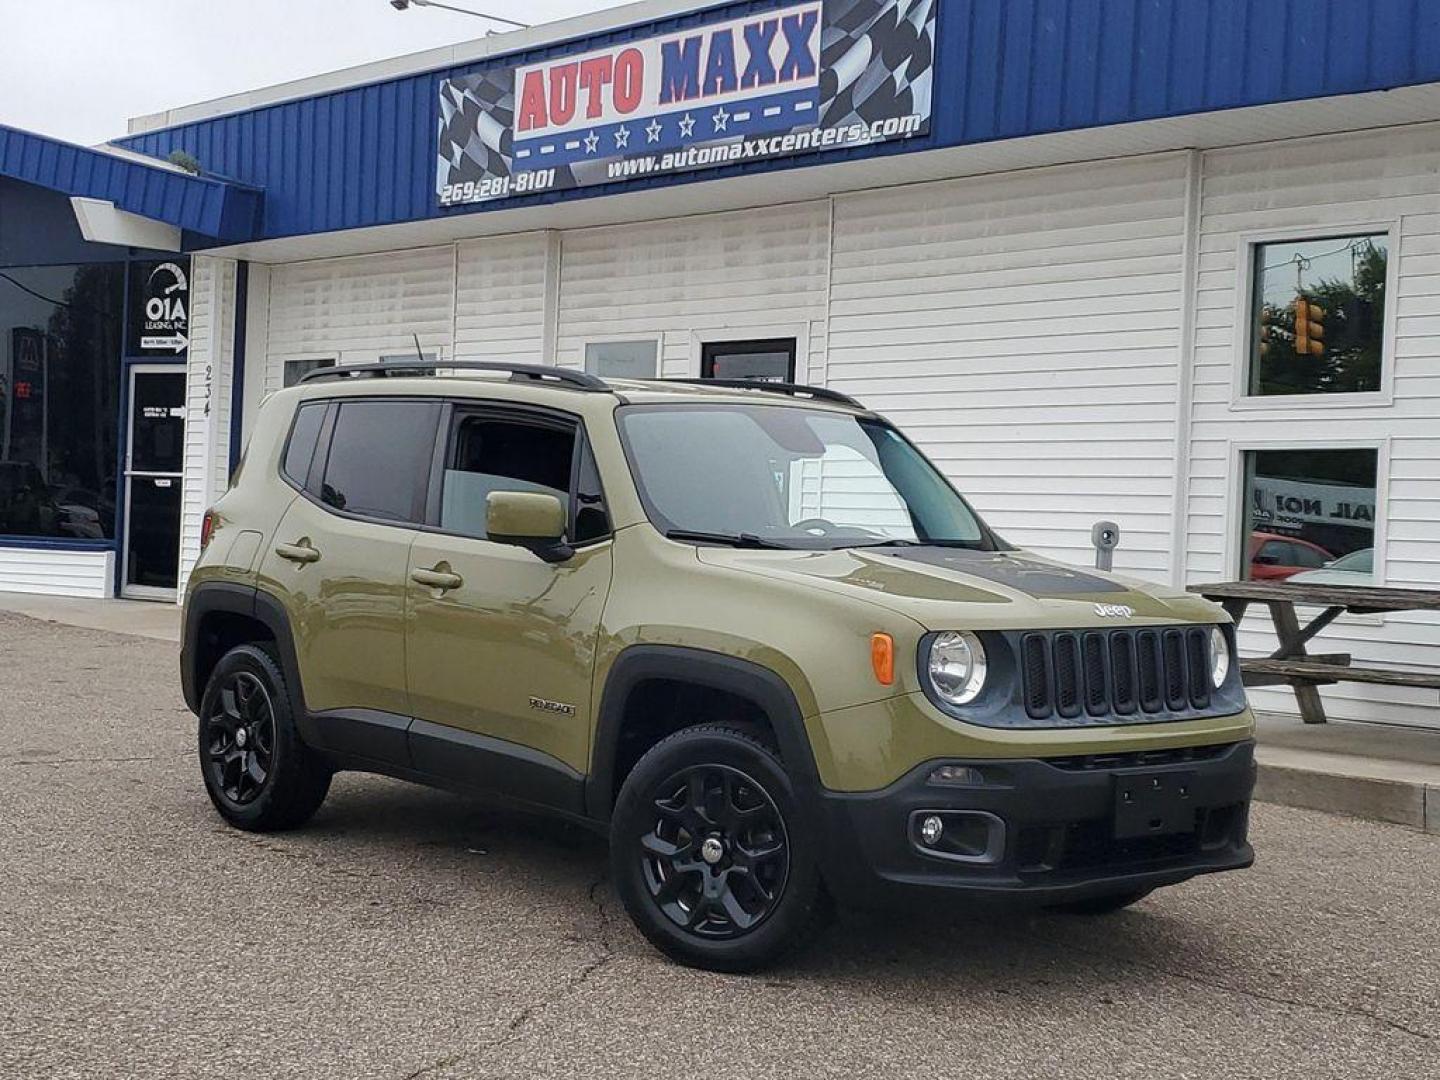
[389,0,528,30]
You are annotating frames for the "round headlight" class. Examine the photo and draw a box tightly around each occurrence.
[1209,625,1230,688]
[928,631,988,706]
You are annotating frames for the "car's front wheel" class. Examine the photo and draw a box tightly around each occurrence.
[197,644,330,832]
[610,724,829,972]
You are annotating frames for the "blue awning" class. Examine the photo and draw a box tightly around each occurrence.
[0,123,262,243]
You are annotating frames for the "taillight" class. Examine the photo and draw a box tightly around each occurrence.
[199,509,216,551]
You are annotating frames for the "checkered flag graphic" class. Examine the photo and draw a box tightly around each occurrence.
[819,0,935,130]
[437,70,516,189]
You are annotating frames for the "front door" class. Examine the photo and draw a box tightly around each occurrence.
[405,406,613,793]
[122,367,185,599]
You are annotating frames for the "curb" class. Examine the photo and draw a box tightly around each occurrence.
[1255,758,1440,835]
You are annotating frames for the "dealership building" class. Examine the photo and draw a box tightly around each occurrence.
[2,0,1439,728]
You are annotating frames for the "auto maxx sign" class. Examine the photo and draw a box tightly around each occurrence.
[436,0,937,206]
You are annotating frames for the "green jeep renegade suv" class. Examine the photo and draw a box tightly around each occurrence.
[181,361,1255,971]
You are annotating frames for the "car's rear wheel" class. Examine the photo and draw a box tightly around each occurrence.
[611,724,828,972]
[198,644,330,832]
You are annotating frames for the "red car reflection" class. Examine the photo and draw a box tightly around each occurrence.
[1248,531,1333,581]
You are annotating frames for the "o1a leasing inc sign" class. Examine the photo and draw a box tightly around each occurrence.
[436,0,937,206]
[128,260,191,356]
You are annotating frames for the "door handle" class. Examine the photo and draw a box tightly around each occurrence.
[411,567,463,591]
[274,541,320,564]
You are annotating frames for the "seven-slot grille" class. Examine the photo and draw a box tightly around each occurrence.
[1020,627,1213,721]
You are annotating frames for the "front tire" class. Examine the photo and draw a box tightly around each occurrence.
[197,644,330,832]
[610,724,828,972]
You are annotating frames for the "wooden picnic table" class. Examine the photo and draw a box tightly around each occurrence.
[1187,580,1440,724]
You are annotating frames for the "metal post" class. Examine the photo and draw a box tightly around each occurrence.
[1092,521,1120,572]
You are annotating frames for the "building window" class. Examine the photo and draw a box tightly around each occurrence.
[1242,448,1378,583]
[0,263,124,541]
[701,338,796,383]
[284,357,335,387]
[584,340,658,379]
[1248,234,1388,397]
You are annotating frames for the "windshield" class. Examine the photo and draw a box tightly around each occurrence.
[616,403,1001,550]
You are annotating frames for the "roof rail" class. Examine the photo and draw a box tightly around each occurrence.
[298,359,609,391]
[662,378,864,409]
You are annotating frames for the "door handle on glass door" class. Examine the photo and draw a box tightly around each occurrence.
[411,566,463,591]
[274,541,320,564]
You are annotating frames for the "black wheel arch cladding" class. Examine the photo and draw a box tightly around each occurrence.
[586,645,822,822]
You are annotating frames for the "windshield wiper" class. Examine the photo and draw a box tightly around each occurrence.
[664,529,788,550]
[846,538,985,550]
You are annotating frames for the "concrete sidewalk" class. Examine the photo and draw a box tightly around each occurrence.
[2,590,1437,833]
[1255,712,1440,835]
[0,592,180,642]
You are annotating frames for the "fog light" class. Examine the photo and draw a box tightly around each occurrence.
[928,764,986,787]
[919,815,945,846]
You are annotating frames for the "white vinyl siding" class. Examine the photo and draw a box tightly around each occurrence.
[178,256,237,595]
[455,232,549,363]
[553,202,830,380]
[0,549,113,598]
[828,154,1190,577]
[1185,124,1440,728]
[263,246,456,393]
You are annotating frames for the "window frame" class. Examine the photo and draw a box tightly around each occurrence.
[688,323,809,381]
[418,399,612,549]
[1229,222,1400,411]
[700,337,798,382]
[1225,436,1390,589]
[303,396,442,528]
[582,335,662,379]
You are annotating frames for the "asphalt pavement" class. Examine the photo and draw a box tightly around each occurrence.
[2,611,1438,1079]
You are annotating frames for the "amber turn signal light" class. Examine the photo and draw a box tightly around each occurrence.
[871,632,895,686]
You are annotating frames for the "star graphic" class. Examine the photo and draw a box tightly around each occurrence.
[583,130,599,154]
[645,118,663,143]
[678,112,696,138]
[614,125,630,149]
[712,107,730,133]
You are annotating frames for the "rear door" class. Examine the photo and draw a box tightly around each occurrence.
[257,397,441,736]
[404,403,614,801]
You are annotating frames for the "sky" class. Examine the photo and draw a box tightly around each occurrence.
[0,0,621,146]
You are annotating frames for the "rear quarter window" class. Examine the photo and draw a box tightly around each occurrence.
[281,402,326,489]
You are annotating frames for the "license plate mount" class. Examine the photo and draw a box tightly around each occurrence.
[1113,770,1198,839]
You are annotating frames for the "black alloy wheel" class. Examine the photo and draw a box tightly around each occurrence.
[196,643,331,832]
[641,764,790,938]
[202,671,276,805]
[611,724,830,972]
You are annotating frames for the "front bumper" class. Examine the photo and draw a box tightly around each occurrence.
[813,740,1255,906]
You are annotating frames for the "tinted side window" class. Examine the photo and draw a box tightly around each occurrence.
[439,415,574,540]
[282,403,326,488]
[573,436,611,544]
[320,400,439,522]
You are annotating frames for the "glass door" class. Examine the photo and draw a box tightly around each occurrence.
[122,366,185,599]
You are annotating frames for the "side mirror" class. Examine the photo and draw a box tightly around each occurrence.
[486,491,572,562]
